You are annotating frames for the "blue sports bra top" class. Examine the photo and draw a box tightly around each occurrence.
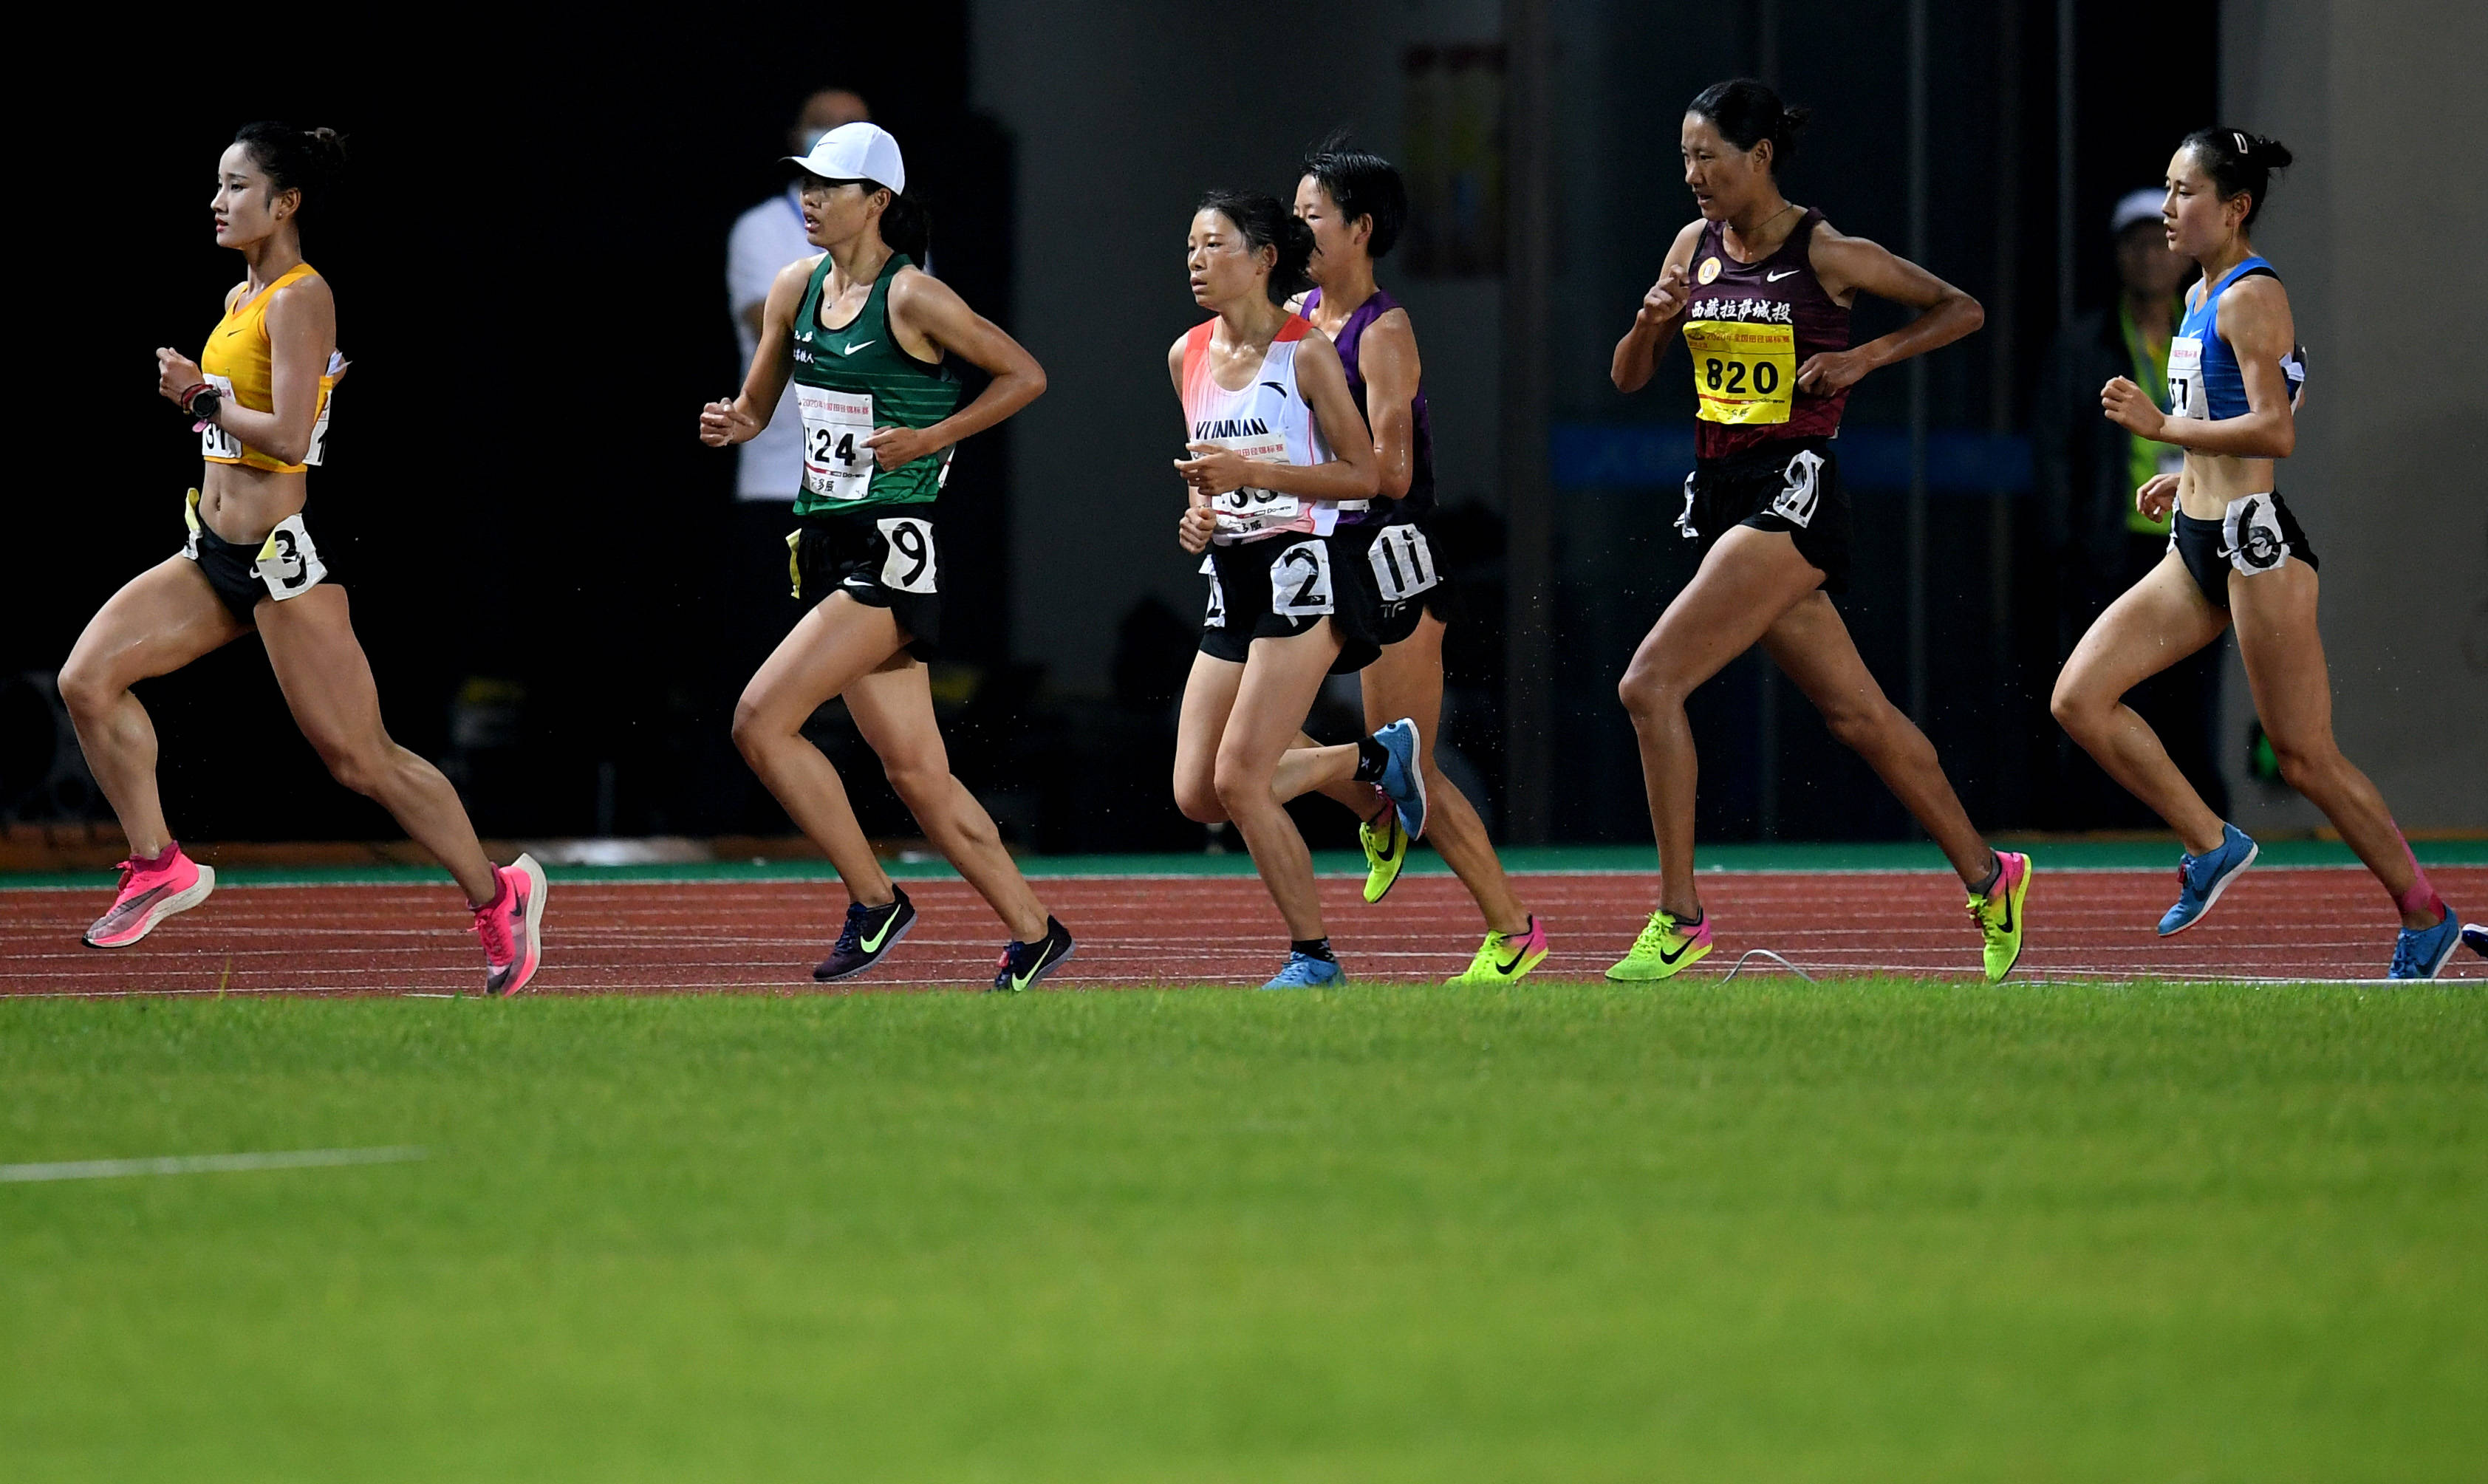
[2168,256,2306,424]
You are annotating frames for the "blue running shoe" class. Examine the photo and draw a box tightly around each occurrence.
[1373,717,1429,841]
[2158,824,2258,936]
[2389,909,2461,981]
[1259,952,1344,990]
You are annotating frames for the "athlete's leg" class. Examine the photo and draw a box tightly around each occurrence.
[2049,551,2233,853]
[1288,726,1387,820]
[56,558,249,857]
[1356,612,1528,934]
[255,586,499,904]
[842,654,1050,942]
[1616,527,1825,918]
[2229,562,2437,928]
[1173,652,1244,826]
[731,593,913,909]
[1215,626,1344,940]
[1760,592,1993,884]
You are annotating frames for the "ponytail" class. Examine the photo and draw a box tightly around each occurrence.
[1687,78,1811,173]
[874,184,932,262]
[2180,126,2294,228]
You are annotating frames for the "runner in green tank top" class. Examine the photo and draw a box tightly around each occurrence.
[700,123,1074,990]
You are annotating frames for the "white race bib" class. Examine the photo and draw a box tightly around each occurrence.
[1367,524,1440,603]
[1768,448,1826,528]
[1268,539,1334,618]
[1204,430,1300,541]
[1200,553,1226,629]
[2167,335,2205,421]
[199,374,242,460]
[875,516,937,594]
[797,386,875,501]
[253,515,327,601]
[2219,493,2292,576]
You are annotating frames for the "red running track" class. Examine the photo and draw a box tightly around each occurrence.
[4,867,2482,998]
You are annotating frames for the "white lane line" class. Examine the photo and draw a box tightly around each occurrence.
[1,1145,428,1183]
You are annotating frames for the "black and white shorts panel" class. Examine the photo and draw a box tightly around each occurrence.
[180,490,334,625]
[1335,519,1458,647]
[1678,437,1852,594]
[790,507,943,658]
[1197,532,1380,674]
[2170,490,2319,609]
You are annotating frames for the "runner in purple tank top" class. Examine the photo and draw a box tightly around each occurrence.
[1606,79,2029,982]
[1262,138,1548,985]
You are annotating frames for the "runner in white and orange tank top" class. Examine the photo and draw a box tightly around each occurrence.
[1164,190,1415,991]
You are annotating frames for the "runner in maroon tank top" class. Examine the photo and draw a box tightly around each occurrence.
[1605,78,2031,982]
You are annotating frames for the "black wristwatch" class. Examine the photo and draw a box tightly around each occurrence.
[183,383,222,421]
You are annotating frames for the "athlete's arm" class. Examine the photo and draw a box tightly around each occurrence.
[1610,220,1707,392]
[861,268,1048,471]
[701,256,812,446]
[1800,226,1983,394]
[1174,334,1380,503]
[1170,336,1216,553]
[156,275,335,468]
[1357,309,1422,501]
[2101,276,2296,459]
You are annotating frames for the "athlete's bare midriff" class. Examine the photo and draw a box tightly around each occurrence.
[2176,447,2276,519]
[196,460,305,546]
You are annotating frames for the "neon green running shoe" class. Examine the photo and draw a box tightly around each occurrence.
[1604,908,1713,982]
[1359,801,1409,904]
[1446,916,1551,985]
[1967,850,2032,982]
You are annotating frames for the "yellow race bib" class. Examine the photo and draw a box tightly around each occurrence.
[1684,318,1797,425]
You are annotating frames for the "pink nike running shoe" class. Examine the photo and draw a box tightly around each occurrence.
[83,846,216,948]
[473,854,550,996]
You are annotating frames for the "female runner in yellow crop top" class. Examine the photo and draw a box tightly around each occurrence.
[57,123,548,994]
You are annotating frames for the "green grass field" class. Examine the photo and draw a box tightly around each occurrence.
[6,982,2484,1481]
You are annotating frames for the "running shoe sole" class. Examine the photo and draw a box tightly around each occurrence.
[2159,839,2257,937]
[1376,719,1429,841]
[83,864,216,949]
[490,854,550,996]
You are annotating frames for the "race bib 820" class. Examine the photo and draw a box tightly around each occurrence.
[1684,318,1796,425]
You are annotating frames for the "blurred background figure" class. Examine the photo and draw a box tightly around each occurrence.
[2036,187,2226,826]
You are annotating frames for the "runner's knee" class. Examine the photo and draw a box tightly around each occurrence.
[1211,755,1272,817]
[310,734,390,797]
[1617,661,1689,721]
[55,657,119,722]
[879,756,949,813]
[1173,775,1226,825]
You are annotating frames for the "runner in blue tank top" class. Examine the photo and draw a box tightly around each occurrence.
[1265,139,1548,985]
[2054,128,2472,979]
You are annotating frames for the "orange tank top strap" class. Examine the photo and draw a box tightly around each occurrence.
[197,262,336,475]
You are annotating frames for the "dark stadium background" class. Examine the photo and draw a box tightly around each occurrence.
[10,1,2299,856]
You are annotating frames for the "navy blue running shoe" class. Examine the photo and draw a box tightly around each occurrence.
[2463,922,2488,960]
[2158,824,2258,936]
[813,887,917,982]
[1373,717,1428,841]
[2389,909,2461,981]
[1259,952,1344,990]
[993,917,1075,992]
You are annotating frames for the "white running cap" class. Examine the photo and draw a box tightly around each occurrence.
[2111,188,2164,235]
[785,122,905,194]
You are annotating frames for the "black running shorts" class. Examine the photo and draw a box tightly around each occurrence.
[1333,517,1460,647]
[1677,436,1851,594]
[1197,529,1381,674]
[179,488,334,624]
[2170,490,2319,608]
[789,506,943,660]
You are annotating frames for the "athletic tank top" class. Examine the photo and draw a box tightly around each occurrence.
[196,261,338,474]
[788,253,963,516]
[1180,315,1337,545]
[1683,209,1851,459]
[2168,256,2306,423]
[1301,287,1434,526]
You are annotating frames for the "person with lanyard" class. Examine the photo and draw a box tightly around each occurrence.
[2035,188,2226,824]
[1607,79,2029,982]
[1268,139,1548,985]
[2054,129,2475,979]
[700,123,1076,991]
[59,123,549,992]
[1166,190,1422,991]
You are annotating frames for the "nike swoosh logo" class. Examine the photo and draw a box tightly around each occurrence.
[1658,937,1697,965]
[860,911,900,952]
[1372,830,1398,863]
[1492,948,1526,977]
[841,341,877,355]
[1766,269,1800,281]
